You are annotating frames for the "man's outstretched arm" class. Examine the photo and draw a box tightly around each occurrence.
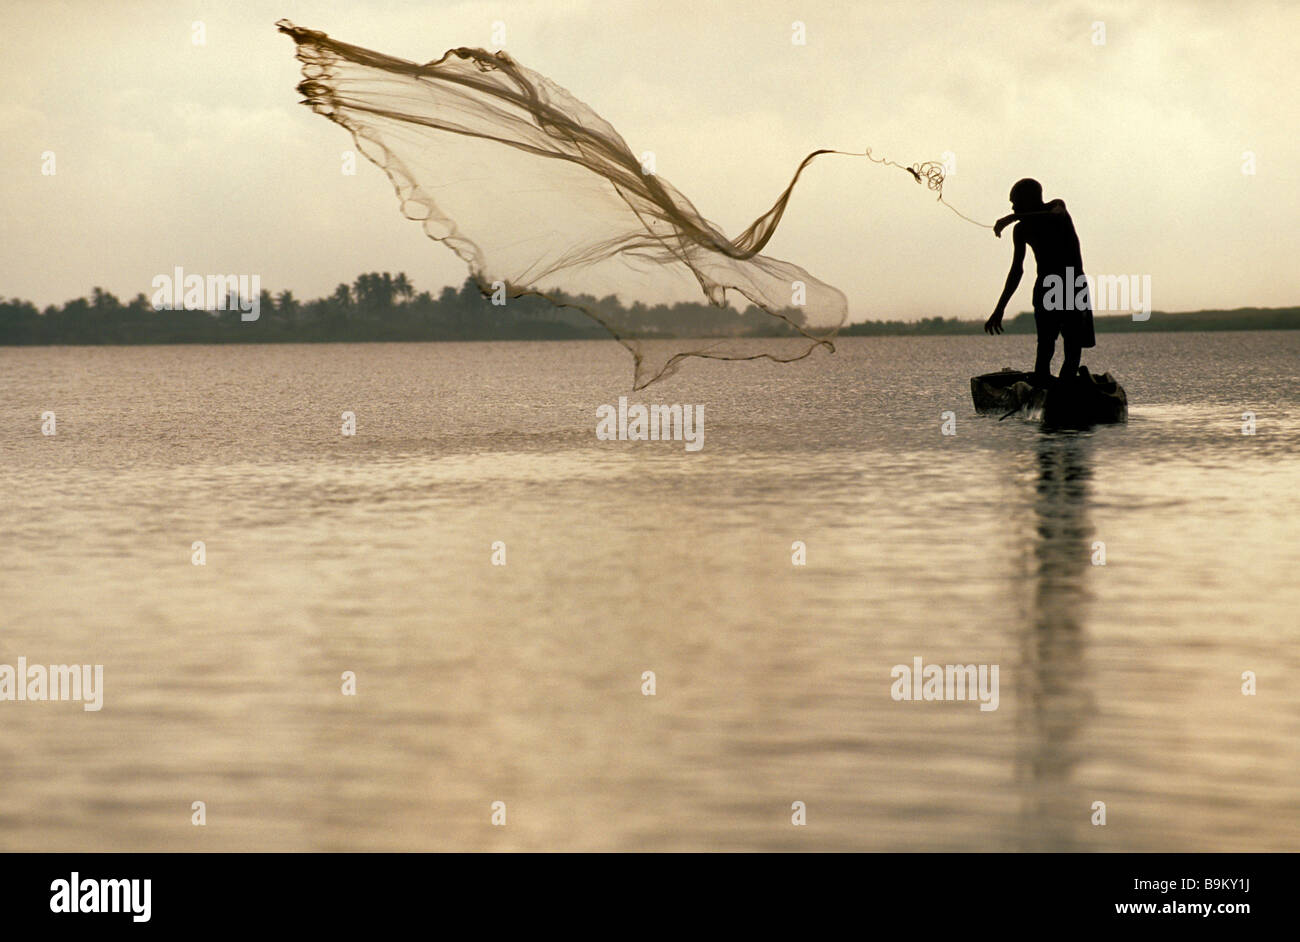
[985,231,1026,335]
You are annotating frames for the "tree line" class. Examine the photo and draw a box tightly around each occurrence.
[0,273,808,344]
[1,272,1295,344]
[840,308,1300,336]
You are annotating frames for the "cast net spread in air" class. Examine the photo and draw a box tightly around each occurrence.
[277,20,984,388]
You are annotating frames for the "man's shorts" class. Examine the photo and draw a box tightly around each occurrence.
[1033,275,1097,349]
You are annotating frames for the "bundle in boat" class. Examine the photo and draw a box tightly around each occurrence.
[971,366,1127,427]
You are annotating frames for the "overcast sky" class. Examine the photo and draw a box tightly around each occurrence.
[3,0,1297,320]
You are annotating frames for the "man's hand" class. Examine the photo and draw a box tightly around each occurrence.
[984,310,1005,335]
[993,214,1016,238]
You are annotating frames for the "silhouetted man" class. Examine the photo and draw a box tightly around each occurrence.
[984,179,1095,385]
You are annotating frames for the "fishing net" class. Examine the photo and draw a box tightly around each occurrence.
[278,20,982,387]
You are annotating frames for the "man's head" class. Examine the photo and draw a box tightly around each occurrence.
[1009,178,1043,213]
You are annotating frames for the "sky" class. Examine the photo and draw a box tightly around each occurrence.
[2,0,1298,321]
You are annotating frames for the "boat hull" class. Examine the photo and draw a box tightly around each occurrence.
[971,367,1127,428]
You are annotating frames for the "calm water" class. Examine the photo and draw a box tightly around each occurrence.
[0,332,1297,851]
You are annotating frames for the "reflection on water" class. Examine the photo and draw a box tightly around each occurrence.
[1016,432,1094,850]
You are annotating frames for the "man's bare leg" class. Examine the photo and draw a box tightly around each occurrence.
[1033,332,1056,387]
[1060,338,1081,384]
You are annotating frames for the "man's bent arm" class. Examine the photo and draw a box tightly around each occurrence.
[994,199,1066,236]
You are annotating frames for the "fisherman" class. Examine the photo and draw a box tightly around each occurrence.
[983,178,1095,386]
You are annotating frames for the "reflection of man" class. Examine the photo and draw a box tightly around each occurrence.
[1017,433,1093,850]
[984,179,1096,386]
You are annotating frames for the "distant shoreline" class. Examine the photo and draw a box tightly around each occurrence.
[2,324,1296,348]
[2,275,1296,345]
[840,308,1300,336]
